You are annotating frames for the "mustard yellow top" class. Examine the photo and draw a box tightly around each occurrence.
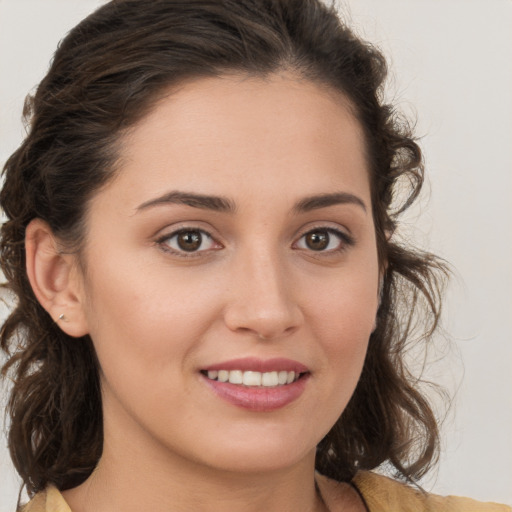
[319,472,511,512]
[21,471,511,512]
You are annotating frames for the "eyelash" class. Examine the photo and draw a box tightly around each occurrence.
[156,226,354,258]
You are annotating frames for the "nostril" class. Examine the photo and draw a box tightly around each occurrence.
[223,290,304,340]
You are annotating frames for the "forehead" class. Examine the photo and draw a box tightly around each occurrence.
[124,72,363,150]
[106,73,370,211]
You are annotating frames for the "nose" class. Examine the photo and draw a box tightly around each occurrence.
[223,249,303,340]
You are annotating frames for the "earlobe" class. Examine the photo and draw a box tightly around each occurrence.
[25,219,89,337]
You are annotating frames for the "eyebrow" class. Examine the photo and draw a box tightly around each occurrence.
[136,190,366,214]
[136,191,236,213]
[293,192,367,214]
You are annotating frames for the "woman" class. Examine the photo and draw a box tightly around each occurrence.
[0,0,509,511]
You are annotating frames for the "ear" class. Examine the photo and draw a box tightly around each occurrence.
[25,218,89,337]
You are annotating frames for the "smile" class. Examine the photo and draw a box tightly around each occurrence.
[203,369,301,387]
[200,358,310,411]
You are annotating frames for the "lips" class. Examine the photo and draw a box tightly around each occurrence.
[202,357,308,373]
[200,357,310,411]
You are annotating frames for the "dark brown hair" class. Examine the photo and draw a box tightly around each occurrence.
[1,0,448,497]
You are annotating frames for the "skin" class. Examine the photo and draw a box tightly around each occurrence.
[26,73,378,511]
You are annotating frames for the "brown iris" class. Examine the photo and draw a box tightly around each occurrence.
[305,230,330,251]
[176,230,202,251]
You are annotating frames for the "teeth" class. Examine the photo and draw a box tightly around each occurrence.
[205,369,299,387]
[278,370,288,385]
[228,370,243,384]
[262,371,278,387]
[242,371,262,386]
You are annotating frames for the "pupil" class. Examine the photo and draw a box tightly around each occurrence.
[177,231,201,251]
[306,231,329,251]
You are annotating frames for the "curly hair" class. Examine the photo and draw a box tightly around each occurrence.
[1,0,448,497]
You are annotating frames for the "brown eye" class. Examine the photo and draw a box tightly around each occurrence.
[176,231,202,251]
[162,229,218,254]
[305,230,330,251]
[294,227,353,253]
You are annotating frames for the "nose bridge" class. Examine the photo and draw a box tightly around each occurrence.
[224,243,302,339]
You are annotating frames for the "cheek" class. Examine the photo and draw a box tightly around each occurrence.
[82,254,224,383]
[305,265,378,391]
[308,264,379,339]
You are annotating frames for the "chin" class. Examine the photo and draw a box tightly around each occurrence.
[207,448,314,475]
[181,428,319,475]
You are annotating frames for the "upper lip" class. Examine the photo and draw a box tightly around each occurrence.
[202,357,309,374]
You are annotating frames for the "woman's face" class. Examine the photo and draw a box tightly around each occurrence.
[75,73,380,474]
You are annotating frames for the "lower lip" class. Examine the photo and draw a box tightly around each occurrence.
[202,374,309,412]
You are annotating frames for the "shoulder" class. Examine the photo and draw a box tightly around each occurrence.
[351,471,511,512]
[20,476,511,512]
[20,486,71,512]
[316,471,511,512]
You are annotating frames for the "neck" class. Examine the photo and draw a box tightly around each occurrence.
[64,453,325,512]
[63,413,327,512]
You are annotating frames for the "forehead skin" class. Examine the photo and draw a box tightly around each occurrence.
[109,73,371,216]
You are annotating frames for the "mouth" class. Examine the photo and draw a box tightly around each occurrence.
[200,358,310,411]
[200,369,305,387]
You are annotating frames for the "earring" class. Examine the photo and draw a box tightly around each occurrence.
[58,313,68,322]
